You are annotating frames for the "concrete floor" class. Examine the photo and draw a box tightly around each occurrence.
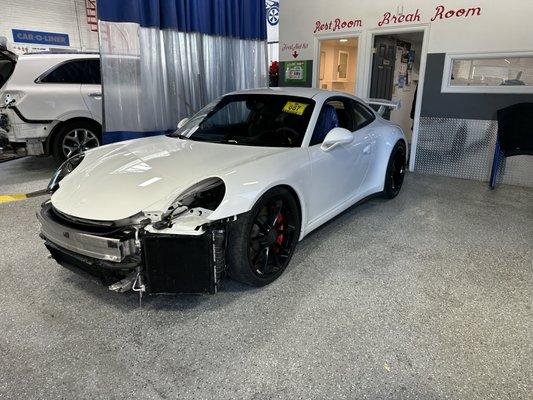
[1,156,532,399]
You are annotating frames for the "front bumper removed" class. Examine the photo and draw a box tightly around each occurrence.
[38,203,227,295]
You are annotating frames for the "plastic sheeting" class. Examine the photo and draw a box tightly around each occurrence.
[99,21,267,142]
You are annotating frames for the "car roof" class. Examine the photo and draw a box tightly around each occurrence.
[226,87,361,102]
[18,52,99,61]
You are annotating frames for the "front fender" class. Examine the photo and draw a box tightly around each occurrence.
[207,148,310,237]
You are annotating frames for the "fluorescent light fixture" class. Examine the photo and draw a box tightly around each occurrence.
[339,39,348,43]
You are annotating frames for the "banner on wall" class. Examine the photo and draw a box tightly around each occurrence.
[12,29,69,47]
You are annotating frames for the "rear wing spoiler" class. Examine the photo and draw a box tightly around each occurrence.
[364,98,400,116]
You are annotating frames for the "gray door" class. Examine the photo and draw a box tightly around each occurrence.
[369,37,396,100]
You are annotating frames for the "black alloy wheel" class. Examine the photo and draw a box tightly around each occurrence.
[383,141,407,199]
[227,187,300,286]
[248,197,297,277]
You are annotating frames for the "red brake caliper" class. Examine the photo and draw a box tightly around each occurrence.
[275,213,285,249]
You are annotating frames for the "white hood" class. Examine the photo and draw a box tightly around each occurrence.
[51,135,289,221]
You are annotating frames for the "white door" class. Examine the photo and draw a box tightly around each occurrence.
[81,84,102,123]
[307,97,376,223]
[80,58,102,124]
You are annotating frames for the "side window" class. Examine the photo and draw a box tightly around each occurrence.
[310,98,354,146]
[40,59,100,84]
[350,100,375,130]
[85,59,101,84]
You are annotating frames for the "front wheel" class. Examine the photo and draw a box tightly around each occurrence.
[227,187,301,286]
[382,141,406,199]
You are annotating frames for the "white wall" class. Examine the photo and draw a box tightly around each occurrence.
[280,0,533,61]
[0,0,99,53]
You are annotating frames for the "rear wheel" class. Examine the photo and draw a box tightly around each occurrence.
[52,120,101,163]
[227,187,301,286]
[382,141,406,199]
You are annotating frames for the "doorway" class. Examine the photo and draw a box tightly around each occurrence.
[317,37,358,94]
[369,31,424,143]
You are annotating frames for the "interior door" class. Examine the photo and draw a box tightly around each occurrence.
[369,37,396,101]
[306,97,375,223]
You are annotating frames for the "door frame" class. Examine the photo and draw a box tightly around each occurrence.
[312,32,363,94]
[361,25,430,171]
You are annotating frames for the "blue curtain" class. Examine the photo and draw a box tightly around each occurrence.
[97,0,267,41]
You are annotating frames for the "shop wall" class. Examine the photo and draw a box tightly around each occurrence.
[279,0,533,61]
[1,0,98,53]
[279,0,533,187]
[416,53,533,187]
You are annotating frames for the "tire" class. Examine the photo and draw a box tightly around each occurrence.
[382,141,407,199]
[227,187,301,287]
[52,120,101,163]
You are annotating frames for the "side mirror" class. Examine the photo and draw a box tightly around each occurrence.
[177,117,190,129]
[320,127,353,151]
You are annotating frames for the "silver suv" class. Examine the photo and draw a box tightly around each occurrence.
[0,50,102,162]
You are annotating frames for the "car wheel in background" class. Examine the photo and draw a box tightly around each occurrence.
[382,141,407,199]
[52,120,101,163]
[227,187,301,286]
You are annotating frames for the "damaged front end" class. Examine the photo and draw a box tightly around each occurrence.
[39,178,231,295]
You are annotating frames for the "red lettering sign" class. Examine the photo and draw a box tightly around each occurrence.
[431,5,481,21]
[281,42,309,52]
[314,18,362,33]
[378,9,421,27]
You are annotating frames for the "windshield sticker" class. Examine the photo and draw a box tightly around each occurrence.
[282,101,308,115]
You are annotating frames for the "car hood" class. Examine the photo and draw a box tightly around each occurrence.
[51,135,290,221]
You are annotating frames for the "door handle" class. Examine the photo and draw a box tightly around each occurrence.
[88,92,102,98]
[363,144,371,154]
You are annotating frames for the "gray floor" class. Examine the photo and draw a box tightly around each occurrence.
[1,157,532,400]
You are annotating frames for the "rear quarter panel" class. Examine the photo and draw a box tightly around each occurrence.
[366,116,406,193]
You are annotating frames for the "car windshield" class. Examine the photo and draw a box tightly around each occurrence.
[170,94,315,147]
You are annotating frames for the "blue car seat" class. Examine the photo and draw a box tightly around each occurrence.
[311,105,339,145]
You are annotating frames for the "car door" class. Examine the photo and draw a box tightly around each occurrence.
[24,59,89,121]
[79,58,102,124]
[306,97,376,223]
[347,99,378,194]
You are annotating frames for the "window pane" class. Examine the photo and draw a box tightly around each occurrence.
[451,57,533,87]
[351,100,375,130]
[85,59,101,84]
[41,60,85,83]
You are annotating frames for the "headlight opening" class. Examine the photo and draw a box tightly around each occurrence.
[153,178,226,230]
[47,152,85,193]
[177,178,226,211]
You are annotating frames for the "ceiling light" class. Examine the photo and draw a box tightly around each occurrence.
[339,39,348,43]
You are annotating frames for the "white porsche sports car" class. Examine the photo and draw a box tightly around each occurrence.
[38,88,406,295]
